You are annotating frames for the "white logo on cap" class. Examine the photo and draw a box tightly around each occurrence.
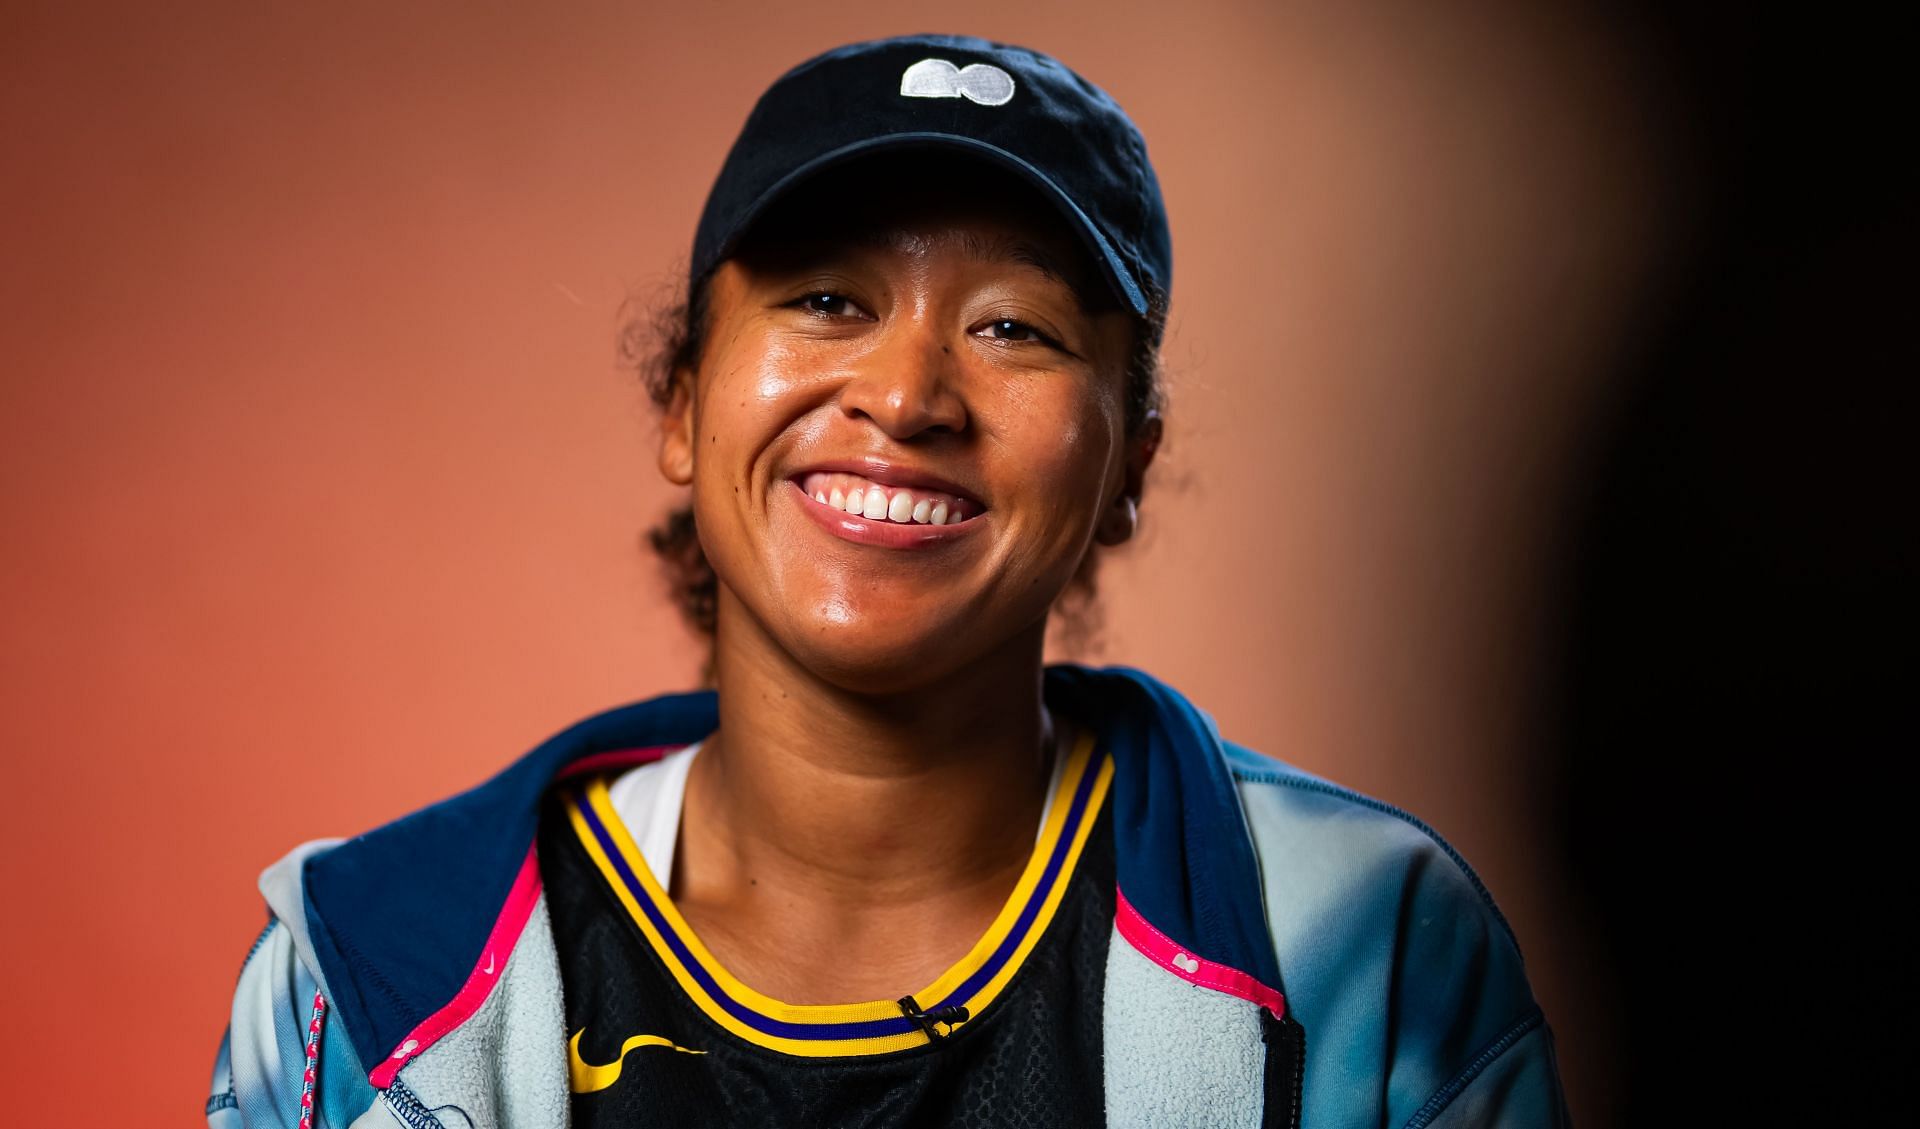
[900,58,1016,107]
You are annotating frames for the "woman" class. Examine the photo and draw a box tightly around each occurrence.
[208,34,1569,1128]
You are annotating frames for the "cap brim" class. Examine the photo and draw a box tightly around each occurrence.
[710,132,1149,317]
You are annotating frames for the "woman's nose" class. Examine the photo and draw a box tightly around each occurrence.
[836,323,970,440]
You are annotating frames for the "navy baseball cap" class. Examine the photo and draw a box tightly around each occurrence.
[690,33,1172,330]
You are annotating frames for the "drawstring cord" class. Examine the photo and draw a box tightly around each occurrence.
[300,989,328,1129]
[897,994,971,1043]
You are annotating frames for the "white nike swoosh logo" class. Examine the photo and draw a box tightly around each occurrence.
[484,952,496,975]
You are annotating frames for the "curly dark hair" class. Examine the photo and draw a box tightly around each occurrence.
[621,265,1168,685]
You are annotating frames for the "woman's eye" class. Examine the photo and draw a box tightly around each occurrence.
[979,318,1049,344]
[797,292,861,318]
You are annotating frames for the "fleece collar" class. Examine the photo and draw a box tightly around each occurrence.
[300,663,1284,1084]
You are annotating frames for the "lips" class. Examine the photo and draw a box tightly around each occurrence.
[785,479,986,549]
[796,471,980,525]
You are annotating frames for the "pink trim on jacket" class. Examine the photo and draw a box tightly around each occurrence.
[1115,886,1287,1019]
[367,847,545,1087]
[554,744,681,780]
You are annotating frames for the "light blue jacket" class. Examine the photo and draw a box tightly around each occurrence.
[207,665,1569,1127]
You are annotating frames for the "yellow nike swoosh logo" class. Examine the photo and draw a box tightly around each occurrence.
[568,1027,706,1093]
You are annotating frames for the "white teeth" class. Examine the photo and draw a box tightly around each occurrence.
[801,473,974,525]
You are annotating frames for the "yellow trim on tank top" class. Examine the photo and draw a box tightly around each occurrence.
[563,728,1111,1057]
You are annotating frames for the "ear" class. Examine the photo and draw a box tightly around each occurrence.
[657,364,698,487]
[1094,410,1162,547]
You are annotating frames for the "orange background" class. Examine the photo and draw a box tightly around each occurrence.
[1,3,1673,1125]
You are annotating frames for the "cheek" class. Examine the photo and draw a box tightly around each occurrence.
[744,335,814,403]
[691,344,804,473]
[682,374,762,539]
[682,344,831,579]
[987,387,1121,528]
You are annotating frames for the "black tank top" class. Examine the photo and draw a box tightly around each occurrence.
[537,737,1116,1128]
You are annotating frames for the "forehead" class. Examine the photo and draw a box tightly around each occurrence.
[727,150,1120,314]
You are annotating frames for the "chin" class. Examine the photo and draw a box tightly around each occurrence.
[781,605,980,694]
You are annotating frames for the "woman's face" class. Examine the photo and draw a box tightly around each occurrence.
[660,165,1150,691]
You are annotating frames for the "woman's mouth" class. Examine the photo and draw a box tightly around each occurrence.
[785,473,986,550]
[794,471,985,526]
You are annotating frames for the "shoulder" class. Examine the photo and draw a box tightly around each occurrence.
[1221,741,1568,1129]
[1221,741,1518,951]
[211,868,382,1128]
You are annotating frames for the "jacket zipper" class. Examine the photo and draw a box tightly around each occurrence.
[1259,1007,1306,1129]
[382,1078,449,1129]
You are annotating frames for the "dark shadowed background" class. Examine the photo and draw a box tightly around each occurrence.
[1,3,1905,1126]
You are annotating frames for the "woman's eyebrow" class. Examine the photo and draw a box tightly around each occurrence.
[761,225,1101,310]
[956,231,1104,314]
[957,231,1080,292]
[840,227,1081,289]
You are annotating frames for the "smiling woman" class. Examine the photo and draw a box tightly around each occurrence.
[651,153,1154,695]
[635,153,1167,672]
[207,33,1569,1129]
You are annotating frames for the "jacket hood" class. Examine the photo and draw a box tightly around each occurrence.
[298,663,1285,1084]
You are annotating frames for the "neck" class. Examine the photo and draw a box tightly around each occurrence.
[684,594,1057,908]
